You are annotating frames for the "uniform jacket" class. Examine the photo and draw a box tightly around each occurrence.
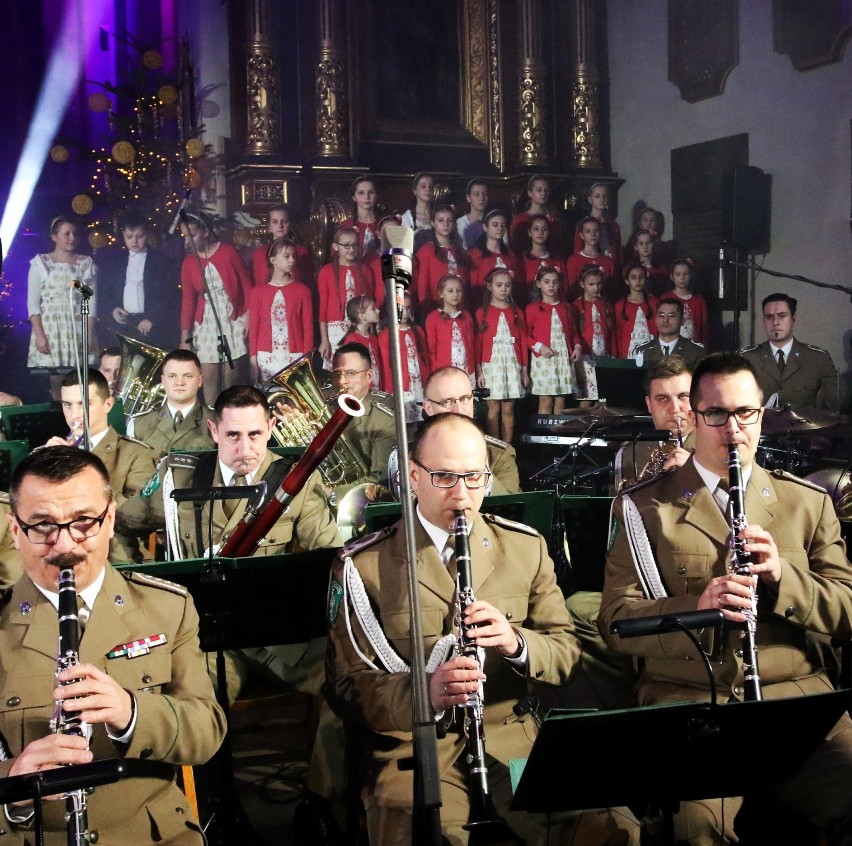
[635,336,707,368]
[92,428,157,506]
[127,402,213,459]
[335,392,397,497]
[486,436,522,495]
[599,458,852,704]
[325,514,580,807]
[741,338,841,411]
[116,450,341,559]
[614,430,696,491]
[0,566,226,845]
[0,498,22,588]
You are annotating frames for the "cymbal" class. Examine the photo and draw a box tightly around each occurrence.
[563,404,642,420]
[760,405,843,435]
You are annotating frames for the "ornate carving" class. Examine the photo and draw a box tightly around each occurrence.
[570,69,602,168]
[464,0,488,144]
[668,0,739,103]
[246,47,280,153]
[316,50,349,158]
[518,60,547,166]
[773,0,852,70]
[488,0,503,170]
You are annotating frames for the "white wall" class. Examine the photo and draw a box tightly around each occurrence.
[607,0,852,374]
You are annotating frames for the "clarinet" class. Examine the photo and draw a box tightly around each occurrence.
[49,567,93,846]
[727,443,763,702]
[452,511,519,844]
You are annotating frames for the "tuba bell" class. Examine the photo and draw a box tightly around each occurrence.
[263,352,368,489]
[114,334,169,417]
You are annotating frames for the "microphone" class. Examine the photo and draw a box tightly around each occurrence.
[380,225,414,314]
[610,609,724,638]
[718,246,726,298]
[72,280,94,298]
[168,189,192,236]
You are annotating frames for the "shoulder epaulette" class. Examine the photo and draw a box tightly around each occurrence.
[482,512,538,537]
[618,467,675,496]
[127,407,157,422]
[375,402,395,418]
[122,570,188,597]
[119,434,155,450]
[805,344,830,355]
[740,344,759,353]
[484,434,510,450]
[770,469,828,493]
[691,340,705,348]
[0,492,10,505]
[370,390,392,401]
[343,526,396,556]
[161,452,200,471]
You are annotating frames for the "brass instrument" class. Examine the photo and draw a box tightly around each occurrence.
[639,414,684,482]
[263,352,368,489]
[113,334,168,417]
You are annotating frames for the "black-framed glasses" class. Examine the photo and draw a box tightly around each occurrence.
[412,459,492,489]
[425,394,474,410]
[336,241,358,250]
[694,407,762,427]
[331,368,369,379]
[14,503,111,545]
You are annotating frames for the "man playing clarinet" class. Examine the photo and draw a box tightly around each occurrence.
[600,352,852,844]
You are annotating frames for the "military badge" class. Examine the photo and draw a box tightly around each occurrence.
[328,579,343,627]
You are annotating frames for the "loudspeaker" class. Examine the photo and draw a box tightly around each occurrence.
[722,166,771,253]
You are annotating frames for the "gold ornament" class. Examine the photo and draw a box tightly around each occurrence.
[50,145,69,163]
[158,84,178,105]
[87,92,111,113]
[185,137,205,159]
[71,194,94,215]
[184,168,202,189]
[89,232,109,250]
[112,141,135,164]
[142,50,163,69]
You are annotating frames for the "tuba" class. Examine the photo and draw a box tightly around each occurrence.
[114,334,168,417]
[263,352,368,489]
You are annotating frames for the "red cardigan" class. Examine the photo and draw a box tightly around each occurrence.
[378,325,431,392]
[524,301,580,357]
[424,308,476,374]
[180,242,253,331]
[509,211,564,256]
[414,244,470,312]
[251,242,313,287]
[247,281,313,357]
[317,262,374,324]
[613,296,658,358]
[468,249,521,295]
[564,252,615,300]
[474,305,529,368]
[573,298,614,356]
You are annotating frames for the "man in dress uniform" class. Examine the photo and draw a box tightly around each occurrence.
[600,352,852,845]
[0,493,22,587]
[741,292,841,411]
[45,368,156,564]
[326,412,639,845]
[634,298,706,369]
[0,446,225,845]
[125,349,213,458]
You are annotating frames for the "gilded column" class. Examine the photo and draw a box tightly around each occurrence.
[569,0,602,168]
[246,0,281,154]
[517,0,547,168]
[315,0,349,158]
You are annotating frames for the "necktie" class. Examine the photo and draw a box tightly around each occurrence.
[662,344,670,356]
[777,349,786,373]
[76,594,89,634]
[714,478,730,515]
[224,473,248,519]
[173,410,183,431]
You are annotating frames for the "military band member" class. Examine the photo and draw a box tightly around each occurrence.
[45,368,156,564]
[98,347,122,396]
[125,349,213,458]
[325,413,639,845]
[741,292,841,411]
[634,297,706,369]
[0,493,22,587]
[600,352,852,844]
[0,446,226,845]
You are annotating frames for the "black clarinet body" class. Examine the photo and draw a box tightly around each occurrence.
[50,567,93,846]
[727,443,763,702]
[452,512,519,844]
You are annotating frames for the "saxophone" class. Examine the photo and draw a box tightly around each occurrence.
[727,443,763,702]
[639,414,684,482]
[452,511,520,844]
[50,567,94,846]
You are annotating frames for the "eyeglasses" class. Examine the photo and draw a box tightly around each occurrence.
[331,368,369,380]
[14,503,111,544]
[694,407,762,427]
[425,394,474,410]
[412,459,492,489]
[336,242,358,250]
[656,311,680,320]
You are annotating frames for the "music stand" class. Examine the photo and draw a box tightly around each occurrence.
[511,690,852,842]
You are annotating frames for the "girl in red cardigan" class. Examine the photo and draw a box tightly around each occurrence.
[378,292,430,422]
[414,204,471,314]
[573,265,614,403]
[631,229,669,297]
[670,258,708,346]
[424,274,475,384]
[572,181,622,268]
[509,174,564,256]
[250,204,313,288]
[318,226,374,368]
[469,209,520,301]
[340,175,380,257]
[340,294,382,390]
[525,266,582,415]
[248,239,314,383]
[518,214,566,302]
[180,211,253,389]
[614,262,658,359]
[475,268,529,442]
[565,217,615,300]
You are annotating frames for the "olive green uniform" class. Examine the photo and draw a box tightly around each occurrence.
[635,337,707,369]
[127,402,213,458]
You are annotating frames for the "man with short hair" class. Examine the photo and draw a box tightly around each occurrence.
[634,297,706,369]
[0,445,225,844]
[45,368,156,563]
[98,346,122,396]
[97,211,180,350]
[600,352,852,844]
[741,292,841,410]
[126,349,213,457]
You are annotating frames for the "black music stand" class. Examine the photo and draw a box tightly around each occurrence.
[511,691,852,843]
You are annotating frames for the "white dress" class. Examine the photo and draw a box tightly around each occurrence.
[481,311,523,400]
[192,263,249,365]
[530,308,575,396]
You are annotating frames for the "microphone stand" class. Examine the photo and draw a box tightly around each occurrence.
[180,213,234,398]
[381,252,443,846]
[78,287,92,452]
